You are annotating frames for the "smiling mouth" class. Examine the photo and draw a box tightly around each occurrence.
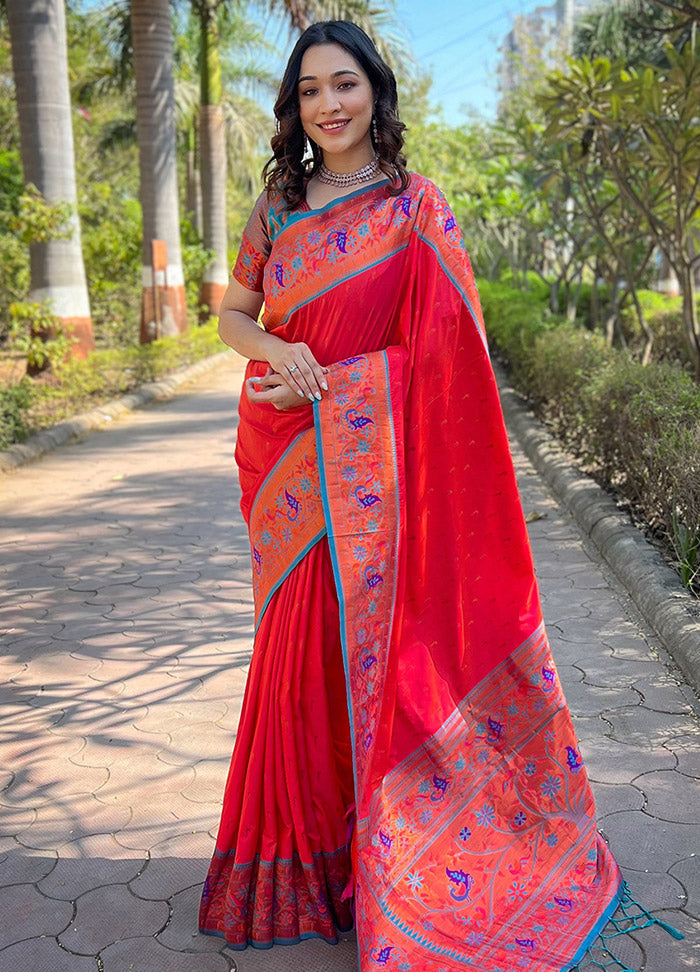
[318,120,351,131]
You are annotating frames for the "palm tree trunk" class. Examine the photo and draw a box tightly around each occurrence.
[6,0,95,366]
[198,0,228,321]
[131,0,187,341]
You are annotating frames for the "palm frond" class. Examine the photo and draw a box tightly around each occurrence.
[263,0,413,78]
[174,76,201,129]
[222,94,271,192]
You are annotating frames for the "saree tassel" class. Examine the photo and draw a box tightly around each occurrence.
[569,882,684,971]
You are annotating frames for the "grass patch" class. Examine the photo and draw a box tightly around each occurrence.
[0,319,224,451]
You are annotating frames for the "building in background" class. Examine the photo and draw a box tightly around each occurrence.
[499,0,620,104]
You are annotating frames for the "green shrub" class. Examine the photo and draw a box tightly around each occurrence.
[618,290,692,368]
[0,380,34,449]
[80,183,142,348]
[479,280,559,388]
[584,359,700,584]
[562,281,612,324]
[1,320,225,447]
[479,278,700,595]
[529,326,610,450]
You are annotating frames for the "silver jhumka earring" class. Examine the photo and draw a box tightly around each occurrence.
[372,117,378,143]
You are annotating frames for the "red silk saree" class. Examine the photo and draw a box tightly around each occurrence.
[199,175,669,970]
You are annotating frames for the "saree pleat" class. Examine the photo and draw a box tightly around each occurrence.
[199,537,354,947]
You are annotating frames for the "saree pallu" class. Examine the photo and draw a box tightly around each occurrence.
[200,175,626,970]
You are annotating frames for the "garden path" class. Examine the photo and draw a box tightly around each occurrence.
[1,354,698,971]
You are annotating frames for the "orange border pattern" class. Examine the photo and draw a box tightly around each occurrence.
[354,628,620,971]
[231,176,482,333]
[314,351,405,808]
[248,428,325,629]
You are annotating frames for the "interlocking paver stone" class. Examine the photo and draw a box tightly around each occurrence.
[670,856,700,920]
[636,769,700,824]
[157,884,225,951]
[38,833,145,899]
[0,846,56,885]
[0,882,73,948]
[600,811,700,872]
[672,733,700,779]
[100,936,233,971]
[1,356,698,971]
[130,855,204,901]
[0,936,97,971]
[61,883,168,953]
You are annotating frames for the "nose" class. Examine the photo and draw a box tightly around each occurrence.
[319,85,342,114]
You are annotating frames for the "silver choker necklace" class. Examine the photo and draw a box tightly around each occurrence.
[317,154,381,188]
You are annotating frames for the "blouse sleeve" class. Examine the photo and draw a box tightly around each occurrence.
[232,191,271,292]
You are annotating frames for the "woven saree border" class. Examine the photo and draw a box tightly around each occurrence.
[210,844,351,867]
[313,349,403,815]
[415,229,487,353]
[248,426,326,632]
[268,244,410,331]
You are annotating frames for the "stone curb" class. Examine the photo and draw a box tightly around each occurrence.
[496,366,700,696]
[0,350,233,474]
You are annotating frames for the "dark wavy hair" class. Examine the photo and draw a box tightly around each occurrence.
[262,21,409,209]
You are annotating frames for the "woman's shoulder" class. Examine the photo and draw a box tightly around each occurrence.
[400,173,455,217]
[405,172,449,203]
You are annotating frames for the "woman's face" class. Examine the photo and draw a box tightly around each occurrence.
[297,43,375,164]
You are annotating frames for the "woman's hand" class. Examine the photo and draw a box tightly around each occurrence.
[265,341,328,402]
[246,368,318,411]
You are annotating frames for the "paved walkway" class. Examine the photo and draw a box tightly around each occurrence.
[1,354,698,972]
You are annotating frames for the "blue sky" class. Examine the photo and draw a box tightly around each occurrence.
[394,0,534,120]
[260,0,545,123]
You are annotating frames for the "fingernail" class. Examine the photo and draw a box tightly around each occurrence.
[308,393,314,401]
[315,393,322,401]
[321,382,328,391]
[298,389,304,397]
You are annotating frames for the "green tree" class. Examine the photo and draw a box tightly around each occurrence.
[543,46,700,376]
[5,0,95,368]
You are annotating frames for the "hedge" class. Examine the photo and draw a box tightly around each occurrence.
[0,319,223,451]
[479,280,700,594]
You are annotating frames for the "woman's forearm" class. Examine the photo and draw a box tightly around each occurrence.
[218,309,286,363]
[219,299,327,400]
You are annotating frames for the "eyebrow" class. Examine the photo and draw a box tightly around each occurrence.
[298,69,360,84]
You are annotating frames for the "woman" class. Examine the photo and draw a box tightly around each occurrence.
[199,20,676,971]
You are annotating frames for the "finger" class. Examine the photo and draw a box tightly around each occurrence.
[283,363,309,399]
[292,358,322,402]
[300,350,328,394]
[311,358,328,392]
[248,374,282,390]
[246,384,278,402]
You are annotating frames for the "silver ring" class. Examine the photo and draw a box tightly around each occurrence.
[288,364,298,373]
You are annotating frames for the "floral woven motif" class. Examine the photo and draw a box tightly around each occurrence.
[205,173,632,970]
[314,350,404,805]
[355,627,619,971]
[248,427,326,629]
[200,847,353,949]
[233,233,268,292]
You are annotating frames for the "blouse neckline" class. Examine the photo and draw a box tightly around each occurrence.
[298,177,391,215]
